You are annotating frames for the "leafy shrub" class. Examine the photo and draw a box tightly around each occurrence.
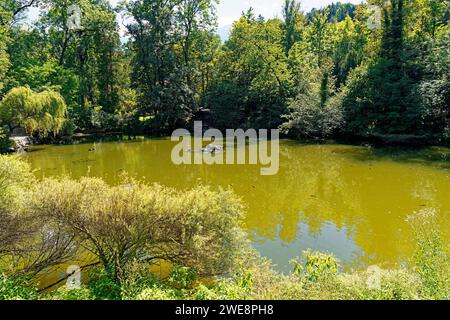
[45,287,93,301]
[0,274,37,300]
[135,287,176,300]
[292,250,339,282]
[0,156,76,278]
[85,267,122,300]
[119,261,159,300]
[29,177,246,285]
[193,285,220,300]
[406,209,449,300]
[0,155,34,204]
[169,266,197,290]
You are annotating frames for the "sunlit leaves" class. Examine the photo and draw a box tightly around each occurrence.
[0,86,67,137]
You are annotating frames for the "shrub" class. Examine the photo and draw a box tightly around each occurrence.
[0,155,34,205]
[119,261,160,300]
[135,287,176,300]
[406,209,450,300]
[0,156,76,278]
[45,287,93,301]
[85,267,122,300]
[169,266,197,290]
[28,177,246,285]
[0,274,37,300]
[292,250,339,282]
[0,156,34,257]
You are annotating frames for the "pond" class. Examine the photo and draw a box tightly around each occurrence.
[23,136,450,274]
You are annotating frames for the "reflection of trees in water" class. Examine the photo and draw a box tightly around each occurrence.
[238,143,450,267]
[25,140,450,268]
[243,144,361,243]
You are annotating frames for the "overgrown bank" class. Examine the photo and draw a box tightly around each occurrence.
[0,156,448,300]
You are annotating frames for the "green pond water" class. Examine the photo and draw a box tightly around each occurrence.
[23,136,450,274]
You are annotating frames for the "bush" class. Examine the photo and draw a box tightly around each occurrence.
[0,156,76,278]
[406,209,450,300]
[28,177,246,284]
[0,274,37,300]
[292,250,339,282]
[85,267,122,300]
[45,287,93,301]
[135,287,176,300]
[0,155,34,206]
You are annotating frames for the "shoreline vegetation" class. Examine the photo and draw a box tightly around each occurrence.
[0,156,449,301]
[0,0,449,155]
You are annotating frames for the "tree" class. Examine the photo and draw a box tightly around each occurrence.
[209,14,293,129]
[282,0,303,56]
[308,9,333,68]
[125,0,219,133]
[407,0,448,39]
[342,0,421,135]
[0,7,11,94]
[0,86,67,137]
[415,21,450,138]
[32,0,126,131]
[306,2,357,23]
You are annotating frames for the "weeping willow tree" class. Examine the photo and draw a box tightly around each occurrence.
[0,87,67,138]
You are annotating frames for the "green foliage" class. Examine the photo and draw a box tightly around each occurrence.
[0,156,33,259]
[281,62,344,139]
[46,287,93,301]
[281,97,344,139]
[292,250,339,282]
[29,177,245,284]
[85,267,122,300]
[135,287,177,300]
[0,86,67,138]
[0,0,446,140]
[169,266,197,290]
[0,16,10,93]
[209,15,292,129]
[125,0,219,133]
[282,0,303,55]
[0,274,37,300]
[307,2,357,23]
[0,127,10,152]
[406,209,450,299]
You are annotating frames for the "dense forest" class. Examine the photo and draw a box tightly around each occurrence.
[0,0,448,151]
